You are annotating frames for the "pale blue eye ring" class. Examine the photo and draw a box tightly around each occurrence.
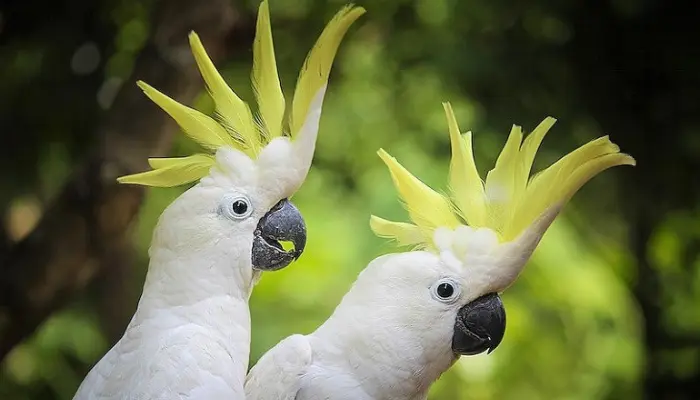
[220,194,254,220]
[430,277,461,304]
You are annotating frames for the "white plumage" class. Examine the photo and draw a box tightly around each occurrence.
[246,106,634,399]
[74,1,364,397]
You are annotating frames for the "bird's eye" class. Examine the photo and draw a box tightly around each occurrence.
[437,282,454,298]
[430,278,461,303]
[231,200,248,216]
[220,194,253,220]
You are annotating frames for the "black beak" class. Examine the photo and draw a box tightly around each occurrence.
[452,293,506,356]
[251,199,307,271]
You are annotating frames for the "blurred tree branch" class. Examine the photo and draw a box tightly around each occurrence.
[0,0,252,362]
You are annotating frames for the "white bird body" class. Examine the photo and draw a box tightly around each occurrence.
[75,176,261,399]
[77,297,251,399]
[74,2,365,398]
[246,104,635,400]
[246,252,462,400]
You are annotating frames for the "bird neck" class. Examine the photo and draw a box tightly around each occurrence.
[313,310,457,398]
[138,241,257,308]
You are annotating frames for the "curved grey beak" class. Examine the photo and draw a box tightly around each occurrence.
[251,199,307,271]
[452,293,506,356]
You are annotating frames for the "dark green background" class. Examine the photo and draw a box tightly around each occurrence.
[0,0,698,398]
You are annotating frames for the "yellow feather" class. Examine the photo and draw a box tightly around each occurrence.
[377,149,460,237]
[123,6,365,189]
[290,5,365,136]
[252,1,285,139]
[372,106,635,250]
[147,154,215,169]
[564,153,636,200]
[369,216,424,247]
[137,81,234,151]
[512,117,556,202]
[484,124,523,232]
[504,135,635,239]
[117,155,215,187]
[188,32,259,155]
[444,102,486,227]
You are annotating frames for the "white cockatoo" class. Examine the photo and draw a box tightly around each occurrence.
[244,103,635,400]
[73,2,364,399]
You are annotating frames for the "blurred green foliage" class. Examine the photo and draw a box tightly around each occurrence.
[1,0,699,399]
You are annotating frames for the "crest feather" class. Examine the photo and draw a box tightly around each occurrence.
[444,103,486,227]
[512,117,556,200]
[504,135,635,239]
[252,1,286,139]
[483,124,523,232]
[369,216,424,247]
[137,81,234,151]
[290,5,366,136]
[377,149,460,239]
[372,103,635,249]
[117,154,215,187]
[188,33,259,155]
[120,3,364,189]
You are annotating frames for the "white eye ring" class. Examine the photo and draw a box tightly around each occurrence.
[430,277,461,304]
[220,194,253,220]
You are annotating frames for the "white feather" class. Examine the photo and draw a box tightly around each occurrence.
[245,335,313,400]
[74,153,286,399]
[246,252,459,400]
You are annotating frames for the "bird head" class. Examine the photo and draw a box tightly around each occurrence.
[360,102,635,360]
[118,2,365,273]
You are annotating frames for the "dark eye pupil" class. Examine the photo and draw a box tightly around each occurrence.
[437,283,454,298]
[232,200,248,215]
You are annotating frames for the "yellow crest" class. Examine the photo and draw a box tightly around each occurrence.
[118,1,365,187]
[371,102,636,248]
